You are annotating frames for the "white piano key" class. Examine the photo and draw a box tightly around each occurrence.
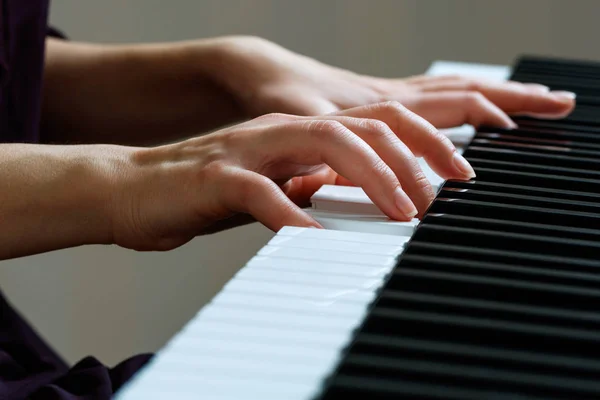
[166,334,354,367]
[165,335,345,362]
[267,235,406,255]
[221,279,377,303]
[121,373,316,400]
[418,157,445,190]
[146,355,329,381]
[209,291,372,318]
[143,353,344,397]
[310,184,383,215]
[257,245,397,266]
[234,266,383,289]
[246,256,390,278]
[151,342,349,391]
[277,225,411,246]
[179,319,355,347]
[304,209,418,236]
[426,60,510,80]
[193,305,364,330]
[117,59,513,400]
[310,182,441,216]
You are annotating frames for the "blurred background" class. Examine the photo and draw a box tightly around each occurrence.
[2,0,599,366]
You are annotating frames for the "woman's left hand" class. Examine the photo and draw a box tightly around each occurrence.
[212,36,575,127]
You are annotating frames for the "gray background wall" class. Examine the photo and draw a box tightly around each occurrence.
[1,0,598,366]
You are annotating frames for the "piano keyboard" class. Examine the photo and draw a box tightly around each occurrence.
[117,56,600,399]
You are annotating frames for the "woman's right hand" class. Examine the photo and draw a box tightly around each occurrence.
[110,101,475,251]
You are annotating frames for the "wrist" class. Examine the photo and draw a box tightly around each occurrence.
[56,144,136,248]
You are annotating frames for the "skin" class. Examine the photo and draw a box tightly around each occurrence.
[0,35,575,260]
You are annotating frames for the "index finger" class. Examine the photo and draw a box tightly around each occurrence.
[332,101,475,181]
[419,78,576,117]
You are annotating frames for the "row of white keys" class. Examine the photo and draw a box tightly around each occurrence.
[117,226,412,400]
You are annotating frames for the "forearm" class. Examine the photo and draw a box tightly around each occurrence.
[42,38,244,146]
[0,143,127,259]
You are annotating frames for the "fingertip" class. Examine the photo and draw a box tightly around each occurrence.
[551,91,577,101]
[452,152,476,180]
[393,188,418,220]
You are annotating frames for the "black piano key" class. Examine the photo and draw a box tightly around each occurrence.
[467,139,600,159]
[514,118,600,134]
[358,308,600,365]
[468,167,600,192]
[443,180,600,203]
[335,354,600,399]
[351,333,600,381]
[411,224,600,259]
[376,289,600,331]
[421,213,600,242]
[465,147,600,173]
[428,198,600,230]
[468,158,600,180]
[396,254,600,291]
[323,375,507,400]
[319,55,600,400]
[475,132,600,150]
[408,242,600,271]
[478,125,600,143]
[386,268,600,314]
[438,187,600,214]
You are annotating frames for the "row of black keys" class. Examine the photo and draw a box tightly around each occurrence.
[319,56,600,399]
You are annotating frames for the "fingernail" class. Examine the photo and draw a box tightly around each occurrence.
[551,91,577,101]
[453,152,476,179]
[394,188,418,218]
[505,120,518,130]
[527,84,550,92]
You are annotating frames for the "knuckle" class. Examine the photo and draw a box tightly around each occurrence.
[198,160,229,183]
[359,119,397,143]
[445,73,464,81]
[464,91,486,105]
[361,118,391,135]
[256,112,294,122]
[464,79,482,92]
[380,100,407,114]
[305,119,349,141]
[236,176,264,208]
[413,172,435,200]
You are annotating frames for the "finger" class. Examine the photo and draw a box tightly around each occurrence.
[257,119,418,220]
[416,78,575,117]
[331,101,475,183]
[401,91,517,129]
[302,115,434,216]
[220,167,322,232]
[279,168,338,207]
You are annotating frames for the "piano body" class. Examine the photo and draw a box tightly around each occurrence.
[117,56,600,399]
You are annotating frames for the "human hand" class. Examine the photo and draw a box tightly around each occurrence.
[211,36,575,126]
[110,102,470,251]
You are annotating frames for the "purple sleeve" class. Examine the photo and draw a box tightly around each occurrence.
[47,26,67,40]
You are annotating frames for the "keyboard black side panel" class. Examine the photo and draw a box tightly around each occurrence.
[318,56,600,400]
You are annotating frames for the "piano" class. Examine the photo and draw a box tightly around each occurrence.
[117,56,600,399]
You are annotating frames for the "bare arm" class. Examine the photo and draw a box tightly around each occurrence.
[1,101,476,260]
[0,143,126,259]
[42,35,574,147]
[42,38,244,146]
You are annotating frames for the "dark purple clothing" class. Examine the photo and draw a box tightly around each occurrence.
[0,0,48,143]
[0,0,152,398]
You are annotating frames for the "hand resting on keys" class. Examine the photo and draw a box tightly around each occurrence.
[205,36,576,127]
[2,36,577,260]
[109,102,470,251]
